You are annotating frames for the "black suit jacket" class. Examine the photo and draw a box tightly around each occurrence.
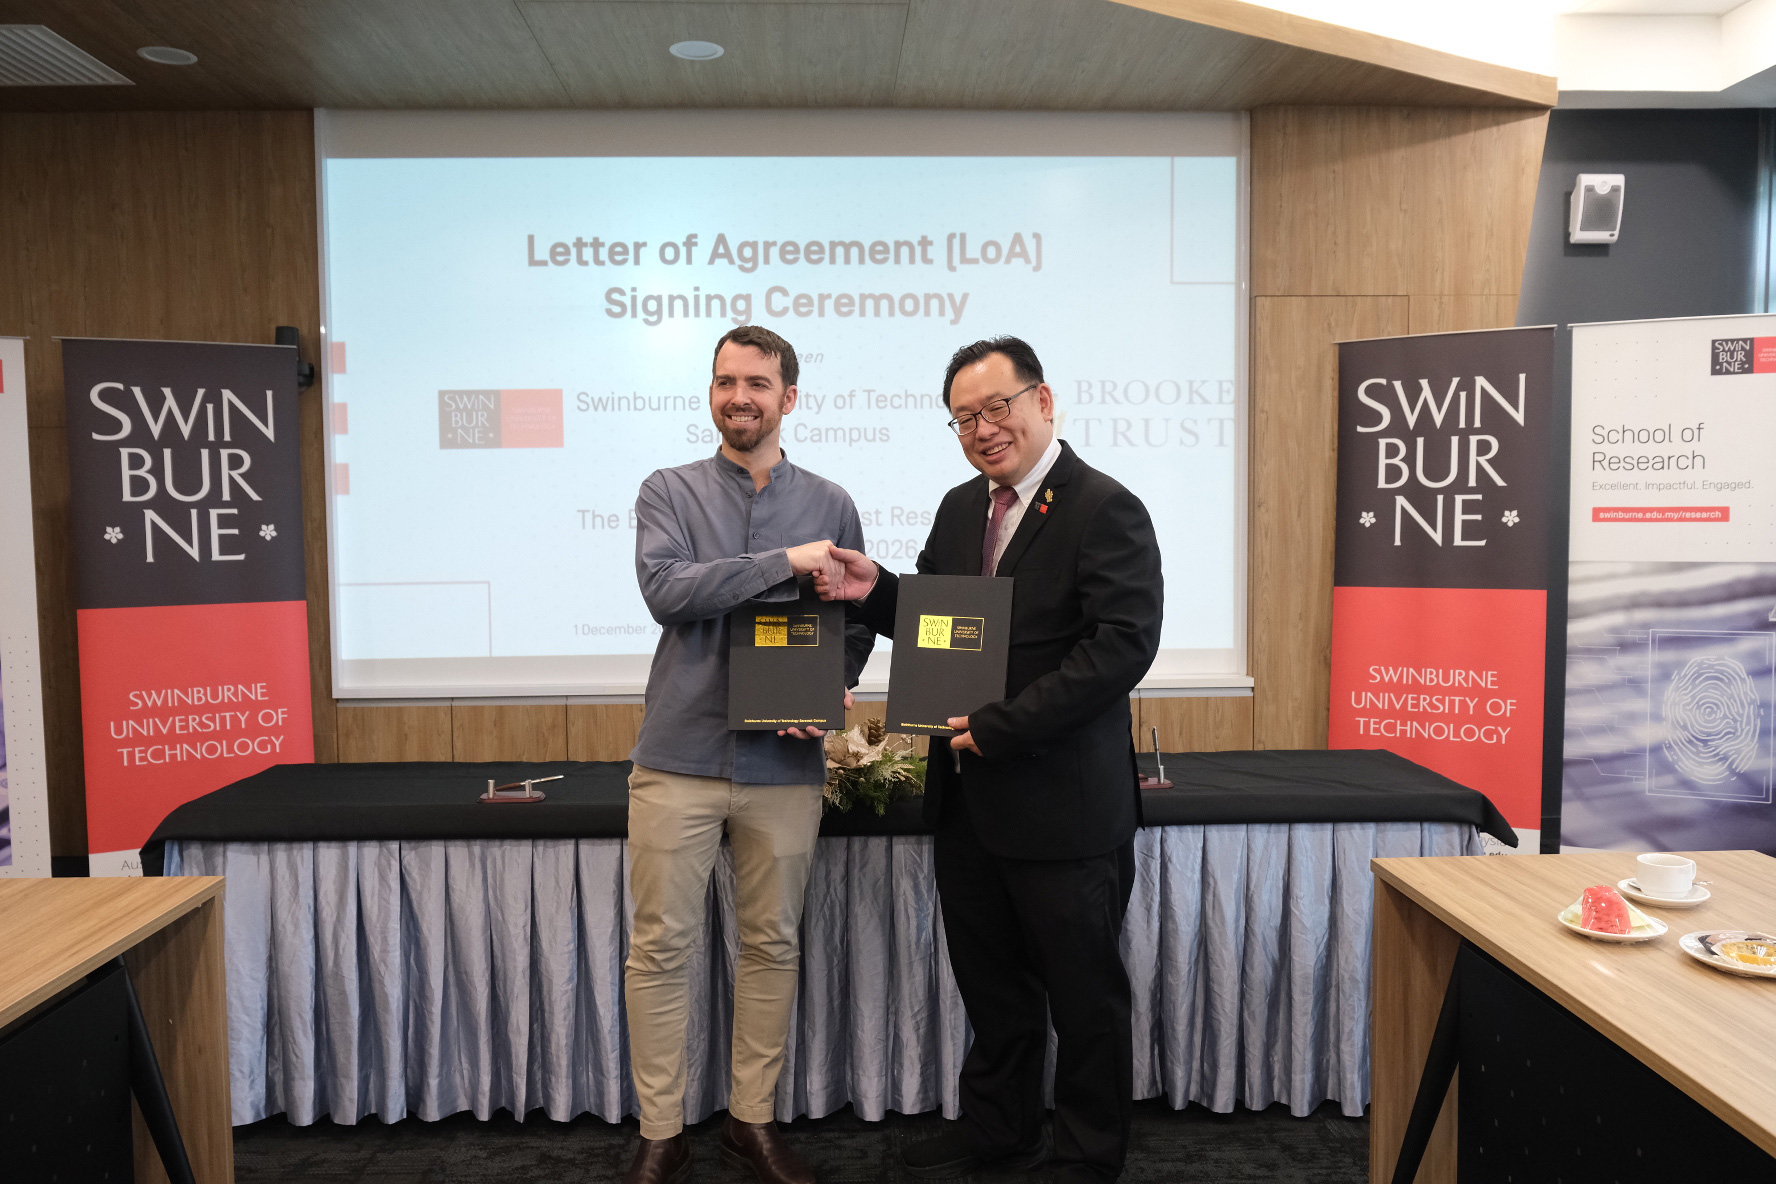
[857,441,1163,860]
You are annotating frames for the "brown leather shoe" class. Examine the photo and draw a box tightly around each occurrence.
[719,1116,815,1184]
[622,1132,691,1184]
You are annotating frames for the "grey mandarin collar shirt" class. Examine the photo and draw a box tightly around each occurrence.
[630,449,874,785]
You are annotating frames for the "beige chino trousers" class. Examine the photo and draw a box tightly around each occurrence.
[625,763,824,1139]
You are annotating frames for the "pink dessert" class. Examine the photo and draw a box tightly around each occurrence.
[1580,885,1631,934]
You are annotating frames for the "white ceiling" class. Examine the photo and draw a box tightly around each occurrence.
[1252,0,1776,101]
[1560,1,1744,13]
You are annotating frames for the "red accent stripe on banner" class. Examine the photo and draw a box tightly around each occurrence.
[78,600,314,854]
[1330,585,1546,829]
[1592,506,1729,522]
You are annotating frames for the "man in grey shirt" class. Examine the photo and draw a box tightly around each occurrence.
[624,325,872,1184]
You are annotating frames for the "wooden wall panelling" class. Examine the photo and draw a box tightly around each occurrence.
[1141,694,1255,752]
[845,698,889,733]
[1249,295,1410,750]
[1251,107,1549,298]
[2,104,1555,841]
[0,110,325,853]
[453,704,569,762]
[336,704,456,763]
[1407,294,1522,336]
[1246,105,1548,753]
[567,703,647,762]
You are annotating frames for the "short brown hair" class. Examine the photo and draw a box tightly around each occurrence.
[712,325,799,388]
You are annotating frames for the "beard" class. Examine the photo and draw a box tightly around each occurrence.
[717,404,776,452]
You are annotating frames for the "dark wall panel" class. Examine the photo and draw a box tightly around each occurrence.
[1518,108,1761,328]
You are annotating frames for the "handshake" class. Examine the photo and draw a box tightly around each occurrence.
[786,539,879,602]
[781,536,982,755]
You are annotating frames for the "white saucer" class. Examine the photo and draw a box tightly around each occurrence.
[1558,899,1668,943]
[1618,878,1711,908]
[1679,931,1776,978]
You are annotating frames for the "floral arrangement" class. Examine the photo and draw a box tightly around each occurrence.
[823,717,927,815]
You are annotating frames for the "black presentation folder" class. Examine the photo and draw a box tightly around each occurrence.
[728,581,846,731]
[883,574,1014,736]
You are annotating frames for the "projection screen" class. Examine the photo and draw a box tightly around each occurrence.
[316,110,1248,697]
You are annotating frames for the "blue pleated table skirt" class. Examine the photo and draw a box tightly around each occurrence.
[167,820,1482,1128]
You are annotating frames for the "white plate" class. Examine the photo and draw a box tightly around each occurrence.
[1679,931,1776,979]
[1558,898,1668,943]
[1618,878,1711,909]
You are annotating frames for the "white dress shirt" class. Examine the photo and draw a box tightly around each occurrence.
[987,435,1063,573]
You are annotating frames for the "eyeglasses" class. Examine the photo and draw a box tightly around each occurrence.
[946,383,1038,437]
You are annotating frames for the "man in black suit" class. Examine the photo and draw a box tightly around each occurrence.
[817,337,1162,1183]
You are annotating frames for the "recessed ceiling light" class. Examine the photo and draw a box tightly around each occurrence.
[668,40,723,61]
[137,46,197,66]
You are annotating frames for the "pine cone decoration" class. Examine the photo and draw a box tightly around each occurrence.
[866,716,886,746]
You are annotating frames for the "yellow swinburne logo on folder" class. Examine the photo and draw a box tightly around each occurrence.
[757,614,819,647]
[917,614,984,651]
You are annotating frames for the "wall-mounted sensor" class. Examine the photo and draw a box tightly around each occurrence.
[1569,174,1624,244]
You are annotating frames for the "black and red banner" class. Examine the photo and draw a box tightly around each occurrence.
[1330,328,1555,836]
[63,338,312,873]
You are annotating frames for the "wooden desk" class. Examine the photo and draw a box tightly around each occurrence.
[0,876,231,1184]
[1371,850,1776,1183]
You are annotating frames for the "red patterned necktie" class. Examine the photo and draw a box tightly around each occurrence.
[981,485,1019,576]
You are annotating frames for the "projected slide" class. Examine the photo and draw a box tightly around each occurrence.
[321,114,1242,695]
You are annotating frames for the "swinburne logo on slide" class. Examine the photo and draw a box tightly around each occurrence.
[438,389,564,449]
[1710,337,1776,375]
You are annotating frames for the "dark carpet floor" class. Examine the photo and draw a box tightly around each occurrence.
[234,1099,1368,1183]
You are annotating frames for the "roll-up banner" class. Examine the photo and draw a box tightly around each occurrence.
[1330,327,1557,848]
[1563,314,1776,853]
[63,338,312,876]
[1,337,52,877]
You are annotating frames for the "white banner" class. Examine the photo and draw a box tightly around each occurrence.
[1564,313,1776,853]
[0,337,51,876]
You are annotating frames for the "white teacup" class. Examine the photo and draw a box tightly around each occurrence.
[1636,853,1697,898]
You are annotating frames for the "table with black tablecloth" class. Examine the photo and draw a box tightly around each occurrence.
[147,749,1513,1129]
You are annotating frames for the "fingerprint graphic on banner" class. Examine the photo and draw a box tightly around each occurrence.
[1662,656,1760,783]
[1648,630,1774,803]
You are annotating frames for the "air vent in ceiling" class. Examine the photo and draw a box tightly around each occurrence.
[0,25,132,87]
